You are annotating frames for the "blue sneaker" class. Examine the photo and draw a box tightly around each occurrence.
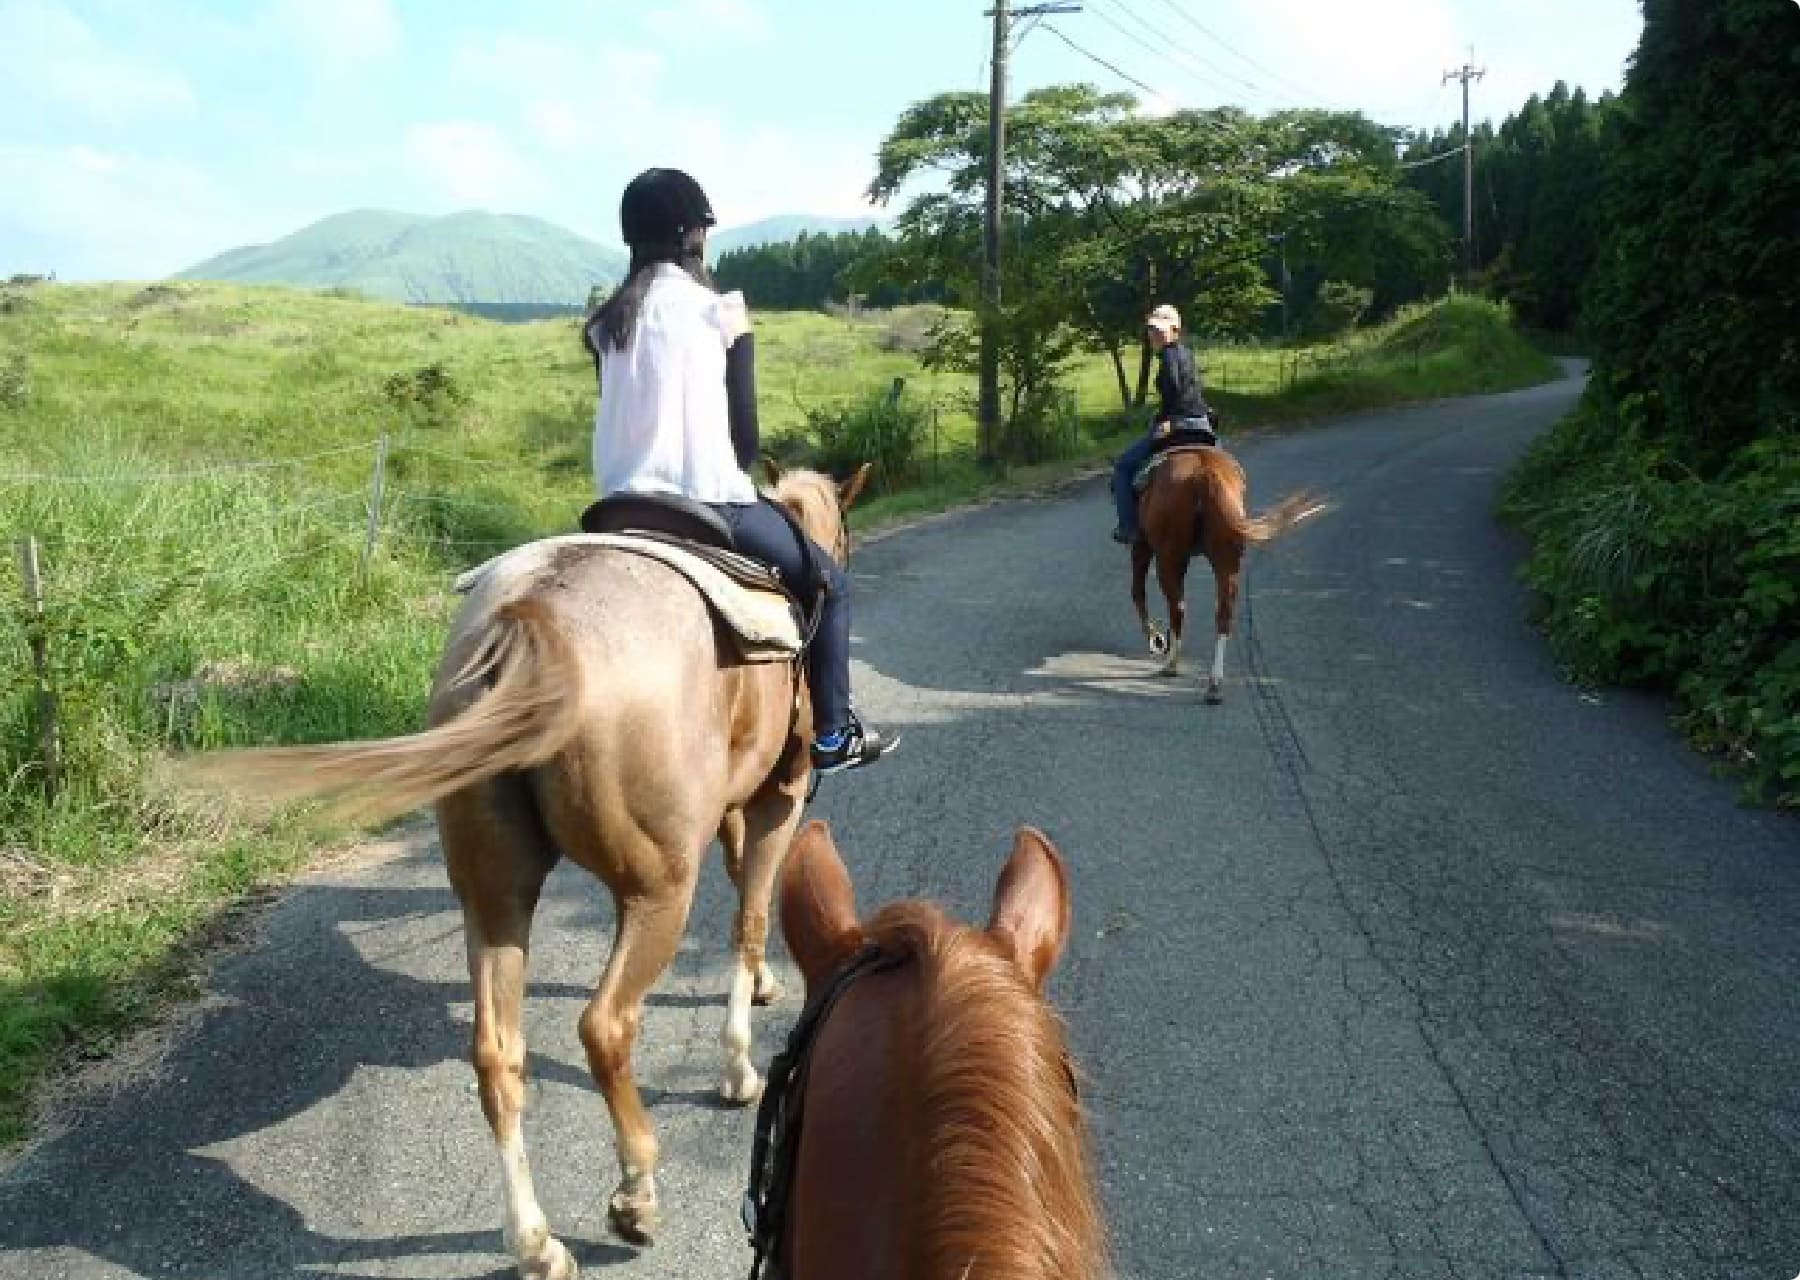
[811,713,891,775]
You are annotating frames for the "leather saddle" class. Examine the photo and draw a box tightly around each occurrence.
[581,492,735,550]
[578,493,799,604]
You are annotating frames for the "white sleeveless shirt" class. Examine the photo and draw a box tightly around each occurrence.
[592,265,757,505]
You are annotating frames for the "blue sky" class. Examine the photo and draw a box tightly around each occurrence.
[1,0,1644,280]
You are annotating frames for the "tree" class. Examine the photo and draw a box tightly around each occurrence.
[865,86,1424,414]
[1583,0,1800,462]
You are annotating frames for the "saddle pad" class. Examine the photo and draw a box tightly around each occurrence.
[1133,444,1218,494]
[454,534,803,663]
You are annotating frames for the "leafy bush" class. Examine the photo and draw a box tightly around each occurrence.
[805,386,932,490]
[1303,281,1373,340]
[1504,405,1800,805]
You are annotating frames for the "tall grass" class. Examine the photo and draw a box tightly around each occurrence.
[0,280,1556,1145]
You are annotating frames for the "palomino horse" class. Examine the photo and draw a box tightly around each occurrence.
[185,464,870,1279]
[1129,445,1322,701]
[744,819,1107,1280]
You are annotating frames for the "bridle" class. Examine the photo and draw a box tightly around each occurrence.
[739,940,1082,1280]
[741,943,901,1280]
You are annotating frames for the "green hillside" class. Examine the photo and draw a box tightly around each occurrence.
[177,209,630,304]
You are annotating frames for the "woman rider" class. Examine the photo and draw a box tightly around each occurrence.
[584,167,888,775]
[1111,303,1217,544]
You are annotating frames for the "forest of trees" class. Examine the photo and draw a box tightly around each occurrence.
[1503,0,1798,804]
[713,228,944,310]
[1401,82,1621,332]
[716,81,1638,347]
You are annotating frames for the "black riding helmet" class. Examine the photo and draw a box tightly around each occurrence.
[619,168,717,247]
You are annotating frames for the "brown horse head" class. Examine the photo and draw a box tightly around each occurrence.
[773,820,1106,1280]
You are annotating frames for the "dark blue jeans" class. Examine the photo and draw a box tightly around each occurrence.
[1112,434,1156,538]
[712,498,853,735]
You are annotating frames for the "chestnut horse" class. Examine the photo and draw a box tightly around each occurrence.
[749,819,1107,1280]
[184,465,869,1279]
[1129,446,1323,701]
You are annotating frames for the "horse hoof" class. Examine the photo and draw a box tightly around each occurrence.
[720,1062,764,1106]
[607,1190,659,1247]
[520,1238,578,1280]
[1157,663,1180,678]
[1148,633,1169,656]
[752,973,785,1006]
[1205,683,1224,705]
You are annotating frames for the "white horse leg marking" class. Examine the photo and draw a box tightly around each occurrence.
[720,959,763,1104]
[498,1129,575,1280]
[1160,632,1183,676]
[1211,633,1228,684]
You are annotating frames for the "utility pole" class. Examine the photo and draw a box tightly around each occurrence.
[979,2,1080,466]
[1269,232,1289,343]
[1443,52,1486,285]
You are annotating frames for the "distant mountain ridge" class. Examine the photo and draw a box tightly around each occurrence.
[178,210,888,304]
[177,210,629,305]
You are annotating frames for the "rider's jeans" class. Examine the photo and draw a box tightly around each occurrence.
[1112,434,1156,538]
[712,498,853,736]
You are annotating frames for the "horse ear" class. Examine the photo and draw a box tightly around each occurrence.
[758,455,782,488]
[839,462,872,510]
[779,820,864,993]
[986,827,1072,991]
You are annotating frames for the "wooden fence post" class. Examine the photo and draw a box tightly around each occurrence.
[360,433,390,579]
[17,534,60,801]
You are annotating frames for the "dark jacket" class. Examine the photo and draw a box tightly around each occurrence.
[1154,342,1209,423]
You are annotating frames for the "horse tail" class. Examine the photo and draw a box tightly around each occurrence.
[1239,490,1330,544]
[176,594,585,824]
[1199,460,1329,546]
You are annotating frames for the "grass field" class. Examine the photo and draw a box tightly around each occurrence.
[0,280,1555,1146]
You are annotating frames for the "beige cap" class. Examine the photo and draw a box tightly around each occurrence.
[1146,304,1182,336]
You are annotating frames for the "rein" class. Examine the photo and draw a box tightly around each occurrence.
[742,943,902,1280]
[740,943,1084,1280]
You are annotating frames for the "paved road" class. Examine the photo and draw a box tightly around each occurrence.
[4,361,1796,1280]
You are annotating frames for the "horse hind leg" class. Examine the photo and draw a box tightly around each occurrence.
[1130,539,1167,656]
[579,848,700,1246]
[720,778,807,1103]
[442,785,575,1280]
[1207,550,1242,704]
[719,807,782,1008]
[1154,549,1189,677]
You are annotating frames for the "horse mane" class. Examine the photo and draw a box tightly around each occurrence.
[862,901,1109,1280]
[771,468,838,531]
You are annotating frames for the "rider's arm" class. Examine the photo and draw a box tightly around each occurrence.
[1153,346,1179,433]
[726,332,759,470]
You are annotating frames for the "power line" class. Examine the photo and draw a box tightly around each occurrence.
[1398,146,1465,170]
[1156,0,1329,106]
[1086,0,1266,99]
[1041,20,1168,102]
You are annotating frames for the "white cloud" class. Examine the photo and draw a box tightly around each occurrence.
[403,121,547,208]
[456,36,665,154]
[446,27,874,229]
[0,144,250,278]
[645,0,769,44]
[1244,0,1461,119]
[0,0,196,123]
[273,0,400,68]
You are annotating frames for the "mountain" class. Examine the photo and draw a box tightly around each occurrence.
[706,214,886,262]
[176,210,630,305]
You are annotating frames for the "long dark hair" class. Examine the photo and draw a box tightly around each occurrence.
[583,225,713,360]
